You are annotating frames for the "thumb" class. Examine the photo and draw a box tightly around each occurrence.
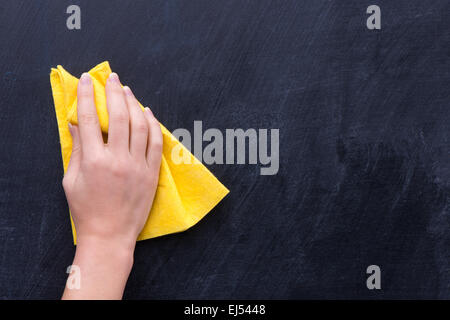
[66,123,81,180]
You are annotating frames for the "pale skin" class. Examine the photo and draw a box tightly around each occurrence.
[62,72,163,300]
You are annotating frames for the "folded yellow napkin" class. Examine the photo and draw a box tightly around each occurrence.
[50,61,229,244]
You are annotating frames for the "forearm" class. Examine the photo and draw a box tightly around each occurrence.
[62,237,135,300]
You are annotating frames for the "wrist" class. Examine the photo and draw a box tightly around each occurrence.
[75,235,135,272]
[63,236,135,299]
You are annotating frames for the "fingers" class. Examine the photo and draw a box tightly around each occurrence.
[124,86,149,160]
[77,73,103,153]
[64,123,81,185]
[144,108,163,170]
[105,73,130,153]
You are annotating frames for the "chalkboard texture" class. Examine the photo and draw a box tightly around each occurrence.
[0,0,449,299]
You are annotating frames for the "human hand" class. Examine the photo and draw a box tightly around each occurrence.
[62,72,162,299]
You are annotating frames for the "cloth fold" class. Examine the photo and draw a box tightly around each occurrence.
[50,61,229,244]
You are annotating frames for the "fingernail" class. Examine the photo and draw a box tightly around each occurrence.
[123,86,133,96]
[68,123,73,134]
[80,73,91,85]
[108,72,119,83]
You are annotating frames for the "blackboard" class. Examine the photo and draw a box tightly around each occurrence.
[0,0,449,299]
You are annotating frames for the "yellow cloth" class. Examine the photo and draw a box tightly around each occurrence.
[50,61,229,244]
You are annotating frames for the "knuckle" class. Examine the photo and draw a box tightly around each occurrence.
[151,118,161,128]
[71,144,81,154]
[134,167,145,180]
[152,139,163,151]
[135,120,148,133]
[78,89,92,99]
[111,112,129,124]
[152,122,163,136]
[111,164,126,178]
[110,158,130,178]
[145,171,159,186]
[106,81,122,92]
[78,113,98,125]
[83,153,104,170]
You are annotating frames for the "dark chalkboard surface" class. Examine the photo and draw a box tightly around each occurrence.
[0,0,449,299]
